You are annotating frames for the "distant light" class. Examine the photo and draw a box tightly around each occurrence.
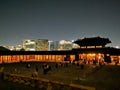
[48,40,53,43]
[71,40,75,42]
[115,46,119,48]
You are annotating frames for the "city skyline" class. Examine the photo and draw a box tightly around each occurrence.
[0,0,120,47]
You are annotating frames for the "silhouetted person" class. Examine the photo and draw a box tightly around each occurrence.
[43,64,50,74]
[81,64,84,70]
[65,62,68,67]
[26,63,31,68]
[115,60,118,66]
[35,65,39,72]
[32,70,38,77]
[77,62,79,66]
[55,63,58,68]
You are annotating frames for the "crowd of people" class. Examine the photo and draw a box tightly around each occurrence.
[0,59,106,79]
[0,60,119,90]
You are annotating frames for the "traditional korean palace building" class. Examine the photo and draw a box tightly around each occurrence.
[73,36,120,64]
[0,36,120,65]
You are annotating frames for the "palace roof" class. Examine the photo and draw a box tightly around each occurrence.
[74,36,111,46]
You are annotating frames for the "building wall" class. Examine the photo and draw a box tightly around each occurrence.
[0,54,120,65]
[77,53,104,64]
[110,55,120,65]
[49,41,59,51]
[0,54,75,64]
[58,40,73,50]
[36,39,49,51]
[23,39,36,51]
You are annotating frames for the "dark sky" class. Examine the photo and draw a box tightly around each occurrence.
[0,0,120,47]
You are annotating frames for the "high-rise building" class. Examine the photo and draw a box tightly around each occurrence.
[58,40,73,50]
[49,41,59,51]
[23,39,36,51]
[15,45,22,51]
[36,39,48,51]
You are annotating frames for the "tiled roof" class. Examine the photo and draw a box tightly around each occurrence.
[74,36,111,46]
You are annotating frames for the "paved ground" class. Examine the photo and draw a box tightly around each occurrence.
[0,62,120,90]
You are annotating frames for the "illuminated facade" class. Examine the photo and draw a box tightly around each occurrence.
[0,36,120,65]
[36,39,49,51]
[73,36,120,64]
[15,45,22,51]
[49,40,73,51]
[23,39,36,51]
[0,51,75,64]
[58,40,73,50]
[49,41,59,51]
[74,36,111,48]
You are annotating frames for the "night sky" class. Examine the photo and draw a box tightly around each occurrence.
[0,0,120,47]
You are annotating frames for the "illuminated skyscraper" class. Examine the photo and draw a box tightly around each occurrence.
[49,41,59,51]
[23,39,36,51]
[36,39,48,51]
[15,45,22,51]
[58,40,73,50]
